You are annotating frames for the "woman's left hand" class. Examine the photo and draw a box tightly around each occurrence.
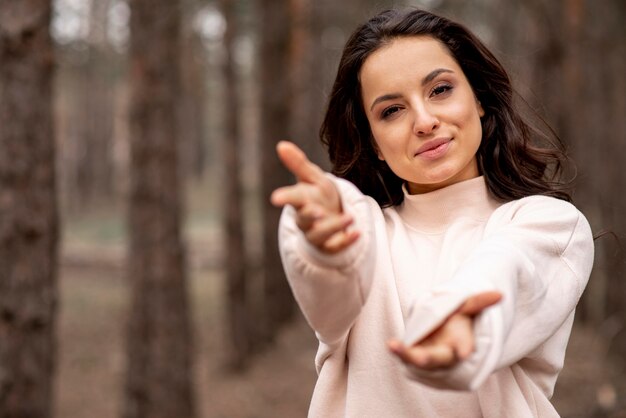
[388,291,502,370]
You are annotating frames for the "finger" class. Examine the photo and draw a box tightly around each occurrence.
[322,230,360,254]
[388,340,424,366]
[276,141,325,184]
[270,184,309,209]
[305,214,354,246]
[443,315,475,360]
[295,204,325,231]
[388,340,429,367]
[388,341,459,370]
[454,331,474,360]
[458,291,502,316]
[417,345,458,369]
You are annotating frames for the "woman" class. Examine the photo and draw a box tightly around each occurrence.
[271,8,594,418]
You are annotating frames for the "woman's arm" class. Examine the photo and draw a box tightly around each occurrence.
[273,142,377,347]
[391,196,594,390]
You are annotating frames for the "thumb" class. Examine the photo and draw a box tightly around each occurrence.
[276,141,324,184]
[458,291,502,316]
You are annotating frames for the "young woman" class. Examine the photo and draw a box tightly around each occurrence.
[271,8,594,418]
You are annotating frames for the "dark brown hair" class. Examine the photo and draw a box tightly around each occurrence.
[320,8,571,207]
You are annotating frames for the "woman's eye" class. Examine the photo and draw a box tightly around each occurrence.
[382,106,400,119]
[431,84,452,97]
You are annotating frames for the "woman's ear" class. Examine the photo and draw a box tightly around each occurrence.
[477,100,485,118]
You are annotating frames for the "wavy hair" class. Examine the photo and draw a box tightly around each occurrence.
[320,8,571,207]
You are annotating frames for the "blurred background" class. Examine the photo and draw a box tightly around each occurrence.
[1,0,625,417]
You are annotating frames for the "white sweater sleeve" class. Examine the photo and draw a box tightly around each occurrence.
[277,175,377,347]
[402,195,594,390]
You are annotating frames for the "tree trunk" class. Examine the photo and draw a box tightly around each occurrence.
[303,0,329,169]
[179,14,207,182]
[288,0,311,150]
[65,0,115,209]
[0,0,59,416]
[593,0,626,360]
[73,53,115,207]
[220,0,252,370]
[259,0,296,340]
[123,0,195,417]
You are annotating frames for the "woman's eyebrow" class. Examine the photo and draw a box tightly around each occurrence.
[369,68,455,112]
[370,93,402,111]
[422,68,454,86]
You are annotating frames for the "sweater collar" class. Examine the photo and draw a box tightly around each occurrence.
[396,176,501,233]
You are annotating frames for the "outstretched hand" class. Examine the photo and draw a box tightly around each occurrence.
[271,141,360,254]
[388,291,502,370]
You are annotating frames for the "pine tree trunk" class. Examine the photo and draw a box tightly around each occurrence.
[259,0,296,341]
[0,0,59,416]
[221,0,251,370]
[595,0,626,359]
[73,55,115,207]
[303,0,329,170]
[123,0,195,417]
[179,17,206,181]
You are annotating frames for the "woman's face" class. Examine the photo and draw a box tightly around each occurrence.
[360,36,484,194]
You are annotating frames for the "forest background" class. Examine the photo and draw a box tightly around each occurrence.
[0,0,625,417]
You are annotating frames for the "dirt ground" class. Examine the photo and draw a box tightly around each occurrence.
[53,257,626,418]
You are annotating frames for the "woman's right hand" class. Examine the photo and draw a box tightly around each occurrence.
[270,141,360,254]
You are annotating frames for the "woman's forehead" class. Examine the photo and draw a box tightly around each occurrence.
[359,36,460,93]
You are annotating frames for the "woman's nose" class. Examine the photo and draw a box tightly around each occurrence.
[412,107,440,135]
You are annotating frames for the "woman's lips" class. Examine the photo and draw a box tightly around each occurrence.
[415,138,452,160]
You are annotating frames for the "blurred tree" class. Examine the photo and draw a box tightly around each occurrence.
[259,0,296,340]
[179,2,207,181]
[0,0,59,416]
[220,0,253,370]
[583,0,626,362]
[122,0,196,416]
[75,0,116,206]
[300,0,328,168]
[288,0,315,156]
[57,0,118,210]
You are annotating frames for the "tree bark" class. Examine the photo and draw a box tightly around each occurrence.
[58,0,116,209]
[259,0,296,340]
[288,0,311,149]
[179,12,207,182]
[220,0,252,370]
[0,0,59,416]
[73,50,115,207]
[303,0,329,169]
[123,0,195,417]
[592,0,626,359]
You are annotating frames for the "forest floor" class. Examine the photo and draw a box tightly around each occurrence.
[54,210,626,418]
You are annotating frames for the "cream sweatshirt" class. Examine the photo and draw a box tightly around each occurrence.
[278,175,594,418]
